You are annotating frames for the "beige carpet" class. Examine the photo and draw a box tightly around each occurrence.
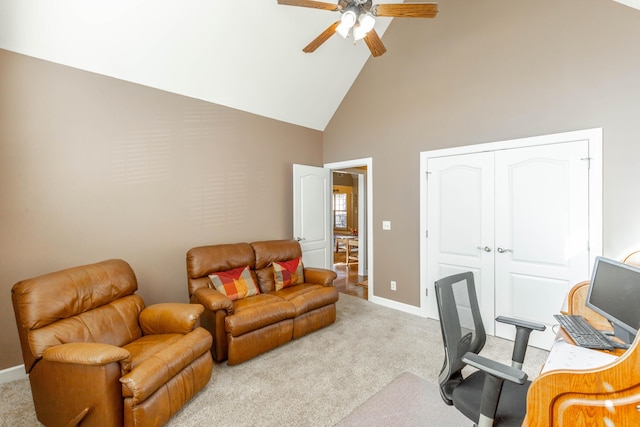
[0,294,549,426]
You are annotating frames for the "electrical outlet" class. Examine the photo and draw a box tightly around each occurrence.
[390,280,397,291]
[382,221,391,230]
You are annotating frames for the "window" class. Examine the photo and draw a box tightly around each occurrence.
[333,192,347,229]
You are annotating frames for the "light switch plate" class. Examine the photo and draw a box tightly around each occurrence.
[382,221,391,230]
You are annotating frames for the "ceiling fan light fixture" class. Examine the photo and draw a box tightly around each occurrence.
[359,13,375,32]
[341,10,357,27]
[336,22,351,38]
[353,13,375,40]
[353,23,365,41]
[336,9,357,38]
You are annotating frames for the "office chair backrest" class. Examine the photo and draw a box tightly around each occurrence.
[435,271,486,403]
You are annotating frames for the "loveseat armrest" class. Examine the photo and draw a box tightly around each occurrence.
[139,303,205,335]
[193,287,234,313]
[43,342,131,366]
[119,327,213,404]
[304,267,337,286]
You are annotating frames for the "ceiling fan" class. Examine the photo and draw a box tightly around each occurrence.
[277,0,438,57]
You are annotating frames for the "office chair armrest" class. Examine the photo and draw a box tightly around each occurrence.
[496,315,546,368]
[496,315,546,331]
[462,352,528,384]
[463,352,528,427]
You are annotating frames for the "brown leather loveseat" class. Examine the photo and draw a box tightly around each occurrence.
[11,259,213,427]
[187,239,339,365]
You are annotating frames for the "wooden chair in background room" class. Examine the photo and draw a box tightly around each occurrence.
[347,239,359,265]
[335,237,347,264]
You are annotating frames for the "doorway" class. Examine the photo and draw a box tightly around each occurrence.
[325,158,373,301]
[332,170,367,299]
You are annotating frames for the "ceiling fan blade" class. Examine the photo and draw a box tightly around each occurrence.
[303,21,341,53]
[363,29,387,57]
[372,3,438,18]
[278,0,340,11]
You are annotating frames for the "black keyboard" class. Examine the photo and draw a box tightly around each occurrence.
[553,314,614,350]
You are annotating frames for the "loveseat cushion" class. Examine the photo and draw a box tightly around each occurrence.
[273,284,340,316]
[225,294,296,337]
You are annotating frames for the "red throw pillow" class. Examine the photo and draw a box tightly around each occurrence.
[209,266,260,301]
[272,257,305,291]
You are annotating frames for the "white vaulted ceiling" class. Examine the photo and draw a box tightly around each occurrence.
[0,0,403,130]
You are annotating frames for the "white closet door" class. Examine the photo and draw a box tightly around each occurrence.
[426,152,496,334]
[494,141,590,349]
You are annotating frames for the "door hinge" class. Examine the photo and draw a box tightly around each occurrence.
[425,288,429,297]
[581,157,592,169]
[425,229,429,238]
[426,171,431,180]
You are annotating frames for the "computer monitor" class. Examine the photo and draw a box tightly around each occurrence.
[585,256,640,345]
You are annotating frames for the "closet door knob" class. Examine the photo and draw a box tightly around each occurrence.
[497,247,513,253]
[477,246,492,252]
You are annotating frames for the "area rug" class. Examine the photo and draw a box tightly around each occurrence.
[335,371,470,427]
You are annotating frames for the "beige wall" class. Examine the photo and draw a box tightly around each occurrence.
[0,49,323,369]
[323,0,640,304]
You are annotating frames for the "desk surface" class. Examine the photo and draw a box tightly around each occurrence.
[541,337,618,374]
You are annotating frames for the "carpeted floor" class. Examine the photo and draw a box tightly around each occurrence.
[0,294,549,426]
[336,372,469,426]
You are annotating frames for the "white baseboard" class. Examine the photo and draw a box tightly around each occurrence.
[0,364,27,384]
[368,295,427,318]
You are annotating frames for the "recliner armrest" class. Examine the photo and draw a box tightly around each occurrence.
[43,342,131,366]
[192,287,234,313]
[303,267,338,286]
[140,303,205,335]
[462,352,528,385]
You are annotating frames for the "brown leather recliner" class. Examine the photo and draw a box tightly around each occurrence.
[11,259,213,427]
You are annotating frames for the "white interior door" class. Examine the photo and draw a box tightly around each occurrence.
[426,152,496,333]
[494,141,590,349]
[293,164,332,269]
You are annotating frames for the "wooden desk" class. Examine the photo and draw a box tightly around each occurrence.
[523,316,640,426]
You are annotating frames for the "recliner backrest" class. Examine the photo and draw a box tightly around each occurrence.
[186,243,256,297]
[251,240,302,293]
[11,259,141,372]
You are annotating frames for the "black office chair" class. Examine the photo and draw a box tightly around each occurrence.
[435,272,546,427]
